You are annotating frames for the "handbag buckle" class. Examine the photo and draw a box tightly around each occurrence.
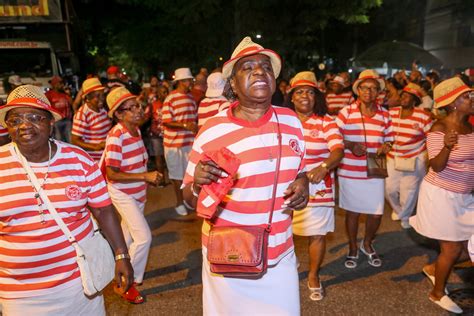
[227,254,240,262]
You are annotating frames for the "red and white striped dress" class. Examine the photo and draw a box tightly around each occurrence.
[162,90,197,148]
[72,104,112,161]
[0,141,112,299]
[388,107,433,159]
[197,96,229,129]
[326,92,354,115]
[104,123,148,203]
[183,103,306,265]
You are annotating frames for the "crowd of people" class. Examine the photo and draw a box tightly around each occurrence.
[0,36,472,316]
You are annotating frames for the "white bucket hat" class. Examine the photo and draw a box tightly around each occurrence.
[173,68,194,82]
[205,72,226,98]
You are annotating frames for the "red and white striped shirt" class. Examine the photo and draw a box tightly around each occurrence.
[326,92,354,115]
[72,104,112,161]
[0,126,7,137]
[162,90,197,148]
[336,102,394,179]
[377,90,387,107]
[388,107,433,158]
[0,141,112,299]
[302,114,344,206]
[183,103,306,265]
[425,131,474,194]
[197,96,229,129]
[104,123,148,203]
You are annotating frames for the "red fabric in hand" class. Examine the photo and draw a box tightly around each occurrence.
[196,147,241,219]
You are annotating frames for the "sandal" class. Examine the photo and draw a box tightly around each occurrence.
[307,281,325,301]
[114,283,145,304]
[344,252,359,269]
[359,241,382,267]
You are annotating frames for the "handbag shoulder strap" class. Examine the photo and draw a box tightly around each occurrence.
[12,143,78,244]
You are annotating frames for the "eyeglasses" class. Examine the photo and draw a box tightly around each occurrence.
[5,113,48,127]
[358,86,379,93]
[118,103,141,112]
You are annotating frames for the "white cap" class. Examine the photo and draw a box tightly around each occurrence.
[205,72,225,98]
[173,68,193,82]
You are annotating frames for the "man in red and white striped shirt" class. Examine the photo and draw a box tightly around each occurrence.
[72,78,112,161]
[326,76,355,116]
[162,68,198,216]
[198,72,230,129]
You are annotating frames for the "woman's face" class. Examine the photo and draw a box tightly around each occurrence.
[5,107,53,148]
[115,98,144,125]
[400,92,416,109]
[357,79,380,104]
[230,54,276,105]
[453,91,474,115]
[292,86,316,116]
[86,90,105,110]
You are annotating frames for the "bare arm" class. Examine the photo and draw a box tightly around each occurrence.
[307,148,344,183]
[163,121,197,134]
[71,134,105,152]
[106,166,161,186]
[429,123,457,172]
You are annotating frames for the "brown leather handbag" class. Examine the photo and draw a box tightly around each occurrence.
[361,112,388,178]
[207,111,282,278]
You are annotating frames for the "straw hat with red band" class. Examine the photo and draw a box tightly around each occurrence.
[82,77,105,97]
[222,36,282,79]
[433,77,474,109]
[289,71,318,91]
[401,83,423,104]
[106,86,137,118]
[0,84,64,126]
[352,69,385,95]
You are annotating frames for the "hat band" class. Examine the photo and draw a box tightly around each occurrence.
[234,45,263,59]
[83,85,104,96]
[403,87,422,99]
[291,79,318,88]
[112,93,135,111]
[8,97,51,109]
[358,75,381,81]
[435,85,469,103]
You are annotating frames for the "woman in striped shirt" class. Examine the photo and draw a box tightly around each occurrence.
[336,69,394,269]
[386,83,432,229]
[289,71,344,301]
[104,87,162,304]
[410,77,474,314]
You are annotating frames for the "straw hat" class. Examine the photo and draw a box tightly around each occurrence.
[173,68,194,82]
[289,71,318,91]
[401,83,423,104]
[352,69,385,95]
[222,36,281,79]
[82,78,105,97]
[106,86,136,118]
[0,84,63,126]
[205,72,225,98]
[433,77,473,109]
[330,76,345,86]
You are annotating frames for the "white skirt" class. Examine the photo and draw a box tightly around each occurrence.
[338,177,385,215]
[410,181,474,241]
[202,249,300,316]
[292,206,334,236]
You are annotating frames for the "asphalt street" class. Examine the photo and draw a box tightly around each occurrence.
[104,184,473,316]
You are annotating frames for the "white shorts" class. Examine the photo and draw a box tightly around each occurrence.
[410,181,474,241]
[164,146,191,180]
[292,206,334,236]
[339,177,385,215]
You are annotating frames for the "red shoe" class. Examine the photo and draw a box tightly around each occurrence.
[114,283,144,304]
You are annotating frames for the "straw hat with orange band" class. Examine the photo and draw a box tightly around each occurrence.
[433,77,474,109]
[82,77,105,98]
[106,86,137,118]
[401,83,423,106]
[289,71,318,91]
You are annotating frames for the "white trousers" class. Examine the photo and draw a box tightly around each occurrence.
[385,154,427,221]
[0,280,104,316]
[108,185,151,283]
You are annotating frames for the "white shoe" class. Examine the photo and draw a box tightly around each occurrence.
[429,295,462,314]
[391,212,400,221]
[175,204,188,216]
[401,220,411,229]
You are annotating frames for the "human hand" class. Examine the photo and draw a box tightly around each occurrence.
[377,142,392,155]
[193,160,228,191]
[144,171,162,186]
[184,122,198,134]
[307,165,328,184]
[114,258,134,294]
[283,175,309,210]
[444,130,458,150]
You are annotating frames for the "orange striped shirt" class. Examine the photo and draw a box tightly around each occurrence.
[388,107,433,158]
[425,131,474,193]
[183,103,306,265]
[197,97,229,129]
[162,90,197,148]
[72,104,112,161]
[336,102,394,179]
[104,123,148,203]
[302,115,343,206]
[0,141,112,298]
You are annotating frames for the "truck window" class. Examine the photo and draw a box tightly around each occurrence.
[0,48,53,78]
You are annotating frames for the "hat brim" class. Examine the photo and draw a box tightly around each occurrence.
[289,81,318,92]
[352,77,385,95]
[82,85,105,98]
[107,94,136,118]
[205,87,225,98]
[434,86,473,109]
[0,103,64,127]
[222,49,281,79]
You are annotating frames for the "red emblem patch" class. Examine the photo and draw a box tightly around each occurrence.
[412,123,420,130]
[310,130,319,138]
[65,184,83,201]
[289,139,302,155]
